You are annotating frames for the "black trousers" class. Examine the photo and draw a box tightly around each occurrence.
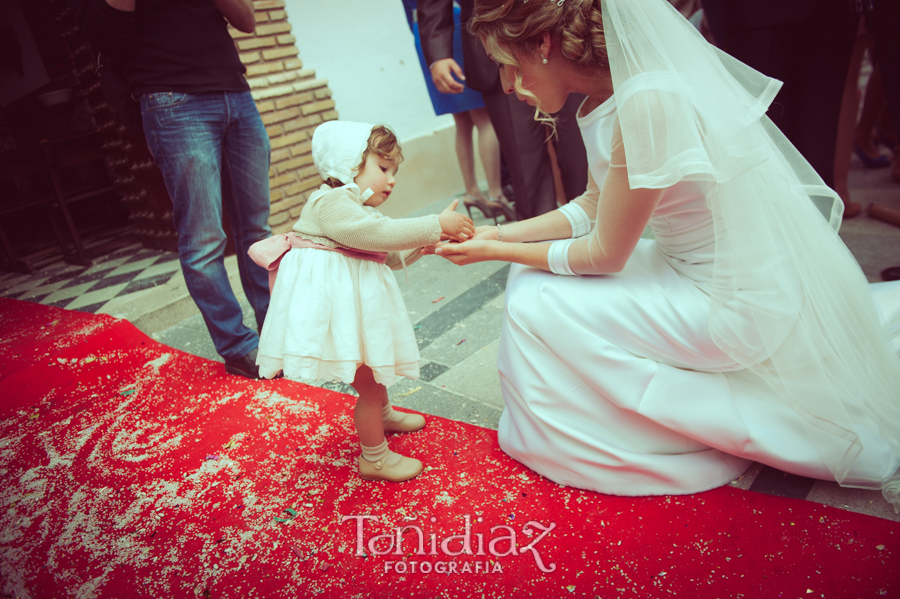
[867,1,900,144]
[719,1,857,187]
[481,83,588,220]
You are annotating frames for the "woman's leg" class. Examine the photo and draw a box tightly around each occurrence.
[470,107,505,201]
[833,33,870,215]
[855,62,888,158]
[471,107,516,221]
[452,111,485,200]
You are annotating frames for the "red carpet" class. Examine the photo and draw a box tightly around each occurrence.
[1,297,898,598]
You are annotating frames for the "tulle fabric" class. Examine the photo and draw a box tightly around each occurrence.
[257,248,420,386]
[603,0,900,507]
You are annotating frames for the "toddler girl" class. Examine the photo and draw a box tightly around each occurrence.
[251,121,474,482]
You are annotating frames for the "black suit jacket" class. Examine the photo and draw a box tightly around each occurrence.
[417,0,498,93]
[703,0,816,33]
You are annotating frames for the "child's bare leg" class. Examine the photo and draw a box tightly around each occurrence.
[351,365,423,482]
[352,365,387,447]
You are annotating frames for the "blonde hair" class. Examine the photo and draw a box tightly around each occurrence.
[325,125,404,188]
[469,0,608,126]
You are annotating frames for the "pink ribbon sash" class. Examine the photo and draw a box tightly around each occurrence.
[248,233,388,294]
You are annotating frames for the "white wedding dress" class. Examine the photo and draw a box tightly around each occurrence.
[496,93,900,497]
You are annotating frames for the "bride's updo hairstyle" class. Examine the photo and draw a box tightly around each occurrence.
[469,0,608,115]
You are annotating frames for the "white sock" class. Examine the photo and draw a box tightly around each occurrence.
[360,439,400,465]
[382,401,404,423]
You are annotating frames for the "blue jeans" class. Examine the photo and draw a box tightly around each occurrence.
[141,90,271,361]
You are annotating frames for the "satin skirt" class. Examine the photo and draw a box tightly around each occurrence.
[498,240,900,496]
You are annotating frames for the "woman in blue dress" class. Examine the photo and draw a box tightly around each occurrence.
[402,0,512,222]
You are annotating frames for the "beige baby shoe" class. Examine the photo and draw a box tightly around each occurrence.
[382,403,426,434]
[358,440,423,482]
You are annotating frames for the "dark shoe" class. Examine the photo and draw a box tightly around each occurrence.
[854,143,891,168]
[489,196,516,222]
[502,183,515,203]
[462,194,499,224]
[225,348,260,379]
[882,267,900,282]
[874,127,898,153]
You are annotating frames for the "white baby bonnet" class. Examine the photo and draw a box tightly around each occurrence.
[311,120,376,201]
[308,120,411,280]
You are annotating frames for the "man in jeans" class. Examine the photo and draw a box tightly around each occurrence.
[98,0,271,378]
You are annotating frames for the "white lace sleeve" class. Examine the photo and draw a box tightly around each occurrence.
[554,122,658,276]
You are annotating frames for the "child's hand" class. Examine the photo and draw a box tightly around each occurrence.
[439,199,475,242]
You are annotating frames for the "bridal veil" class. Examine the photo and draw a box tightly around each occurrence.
[602,0,900,508]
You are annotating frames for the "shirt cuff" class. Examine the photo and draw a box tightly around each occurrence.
[558,203,593,238]
[547,239,577,276]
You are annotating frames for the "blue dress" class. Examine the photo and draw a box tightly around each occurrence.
[403,0,485,116]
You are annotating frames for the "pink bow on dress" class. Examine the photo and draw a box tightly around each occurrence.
[248,233,388,294]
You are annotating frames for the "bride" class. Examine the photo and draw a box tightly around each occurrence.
[431,0,900,509]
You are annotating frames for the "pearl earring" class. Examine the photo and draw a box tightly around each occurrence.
[541,55,548,64]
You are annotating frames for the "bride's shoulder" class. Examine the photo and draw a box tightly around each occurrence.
[615,71,690,105]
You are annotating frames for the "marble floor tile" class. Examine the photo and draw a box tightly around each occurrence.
[66,283,130,310]
[106,256,164,278]
[42,280,100,305]
[133,259,181,281]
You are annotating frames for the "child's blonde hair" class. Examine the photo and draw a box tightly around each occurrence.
[325,125,404,188]
[469,0,608,129]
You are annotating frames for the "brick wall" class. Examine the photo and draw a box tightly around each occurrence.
[229,1,338,235]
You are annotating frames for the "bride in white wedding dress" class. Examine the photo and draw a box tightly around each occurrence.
[432,0,900,509]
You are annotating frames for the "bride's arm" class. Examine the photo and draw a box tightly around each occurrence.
[476,173,601,243]
[436,124,664,274]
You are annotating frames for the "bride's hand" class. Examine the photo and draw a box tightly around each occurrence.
[433,239,495,265]
[472,225,500,242]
